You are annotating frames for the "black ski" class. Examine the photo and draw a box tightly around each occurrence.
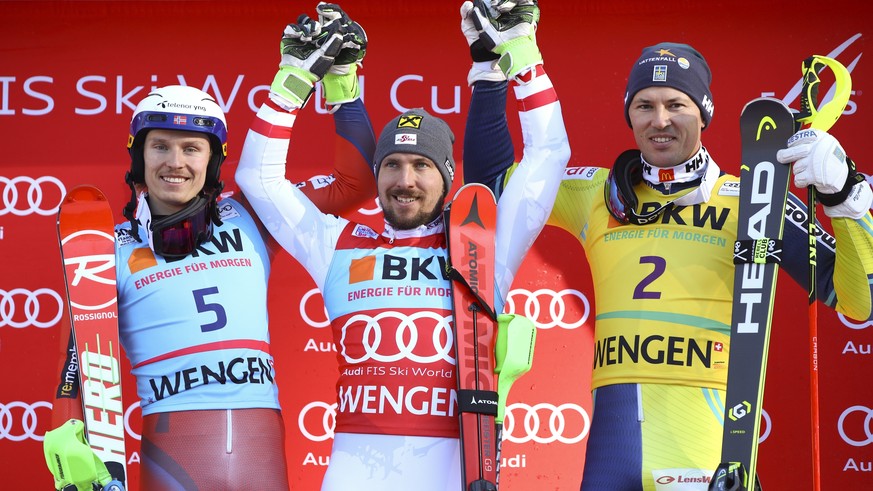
[710,97,795,491]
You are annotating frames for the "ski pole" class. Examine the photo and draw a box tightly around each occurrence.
[794,54,852,491]
[493,314,536,487]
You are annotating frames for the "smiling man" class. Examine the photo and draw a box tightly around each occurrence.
[140,128,212,215]
[235,2,570,489]
[45,21,378,485]
[372,111,455,231]
[462,40,873,490]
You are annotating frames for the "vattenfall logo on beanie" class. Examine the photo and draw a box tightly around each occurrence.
[624,43,715,129]
[641,48,691,82]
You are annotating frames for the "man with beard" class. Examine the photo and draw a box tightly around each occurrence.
[236,2,569,489]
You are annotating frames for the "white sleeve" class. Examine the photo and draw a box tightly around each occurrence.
[235,102,346,291]
[494,72,571,309]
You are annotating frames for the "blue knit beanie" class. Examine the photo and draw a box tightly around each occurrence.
[624,42,714,129]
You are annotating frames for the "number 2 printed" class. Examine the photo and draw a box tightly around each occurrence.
[633,256,665,300]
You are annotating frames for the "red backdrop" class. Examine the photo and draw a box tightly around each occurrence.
[2,1,873,489]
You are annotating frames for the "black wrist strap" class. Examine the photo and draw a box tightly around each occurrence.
[470,40,500,62]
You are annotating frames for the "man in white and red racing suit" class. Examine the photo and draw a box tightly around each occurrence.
[236,3,569,489]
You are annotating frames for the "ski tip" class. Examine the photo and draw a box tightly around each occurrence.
[452,182,497,203]
[740,97,791,114]
[63,185,109,204]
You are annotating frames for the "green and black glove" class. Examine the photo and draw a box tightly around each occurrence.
[44,419,124,491]
[466,0,541,80]
[270,14,344,109]
[316,2,368,106]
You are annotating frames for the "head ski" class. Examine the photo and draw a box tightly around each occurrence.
[710,98,795,491]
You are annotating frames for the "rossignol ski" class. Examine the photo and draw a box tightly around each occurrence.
[709,98,795,491]
[58,185,127,490]
[445,183,500,491]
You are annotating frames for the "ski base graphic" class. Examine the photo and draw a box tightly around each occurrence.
[709,98,795,491]
[58,185,127,487]
[445,183,499,491]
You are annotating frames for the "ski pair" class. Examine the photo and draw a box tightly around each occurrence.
[711,56,851,491]
[444,183,536,491]
[57,186,127,491]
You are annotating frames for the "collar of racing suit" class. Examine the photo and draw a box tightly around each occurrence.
[383,215,445,244]
[639,145,721,206]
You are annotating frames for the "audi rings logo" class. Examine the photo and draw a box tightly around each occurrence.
[502,402,589,444]
[298,401,337,442]
[759,409,771,444]
[339,311,454,364]
[0,400,142,443]
[0,401,52,441]
[838,313,872,330]
[839,406,873,447]
[0,288,63,328]
[300,288,330,328]
[0,176,65,216]
[124,400,142,441]
[504,288,590,330]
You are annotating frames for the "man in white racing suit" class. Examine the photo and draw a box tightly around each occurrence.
[236,2,570,489]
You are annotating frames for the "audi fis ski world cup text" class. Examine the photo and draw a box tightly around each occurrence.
[1,73,470,116]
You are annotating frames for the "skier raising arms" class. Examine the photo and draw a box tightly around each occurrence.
[44,7,376,490]
[463,31,873,491]
[235,2,569,489]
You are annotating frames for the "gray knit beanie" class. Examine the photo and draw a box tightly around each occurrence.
[373,109,455,191]
[624,42,714,129]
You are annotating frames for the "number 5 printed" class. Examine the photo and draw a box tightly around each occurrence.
[193,287,227,332]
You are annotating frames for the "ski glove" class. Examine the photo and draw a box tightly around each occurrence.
[460,2,504,85]
[44,419,124,491]
[491,0,539,13]
[271,15,344,109]
[316,2,367,106]
[777,128,872,219]
[465,0,541,80]
[777,129,848,194]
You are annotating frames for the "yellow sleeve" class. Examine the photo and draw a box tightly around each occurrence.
[831,212,873,321]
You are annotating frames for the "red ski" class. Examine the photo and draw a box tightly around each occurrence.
[57,185,127,486]
[445,183,500,491]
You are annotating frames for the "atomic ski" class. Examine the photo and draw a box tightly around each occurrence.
[710,98,795,491]
[445,183,500,491]
[58,185,127,488]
